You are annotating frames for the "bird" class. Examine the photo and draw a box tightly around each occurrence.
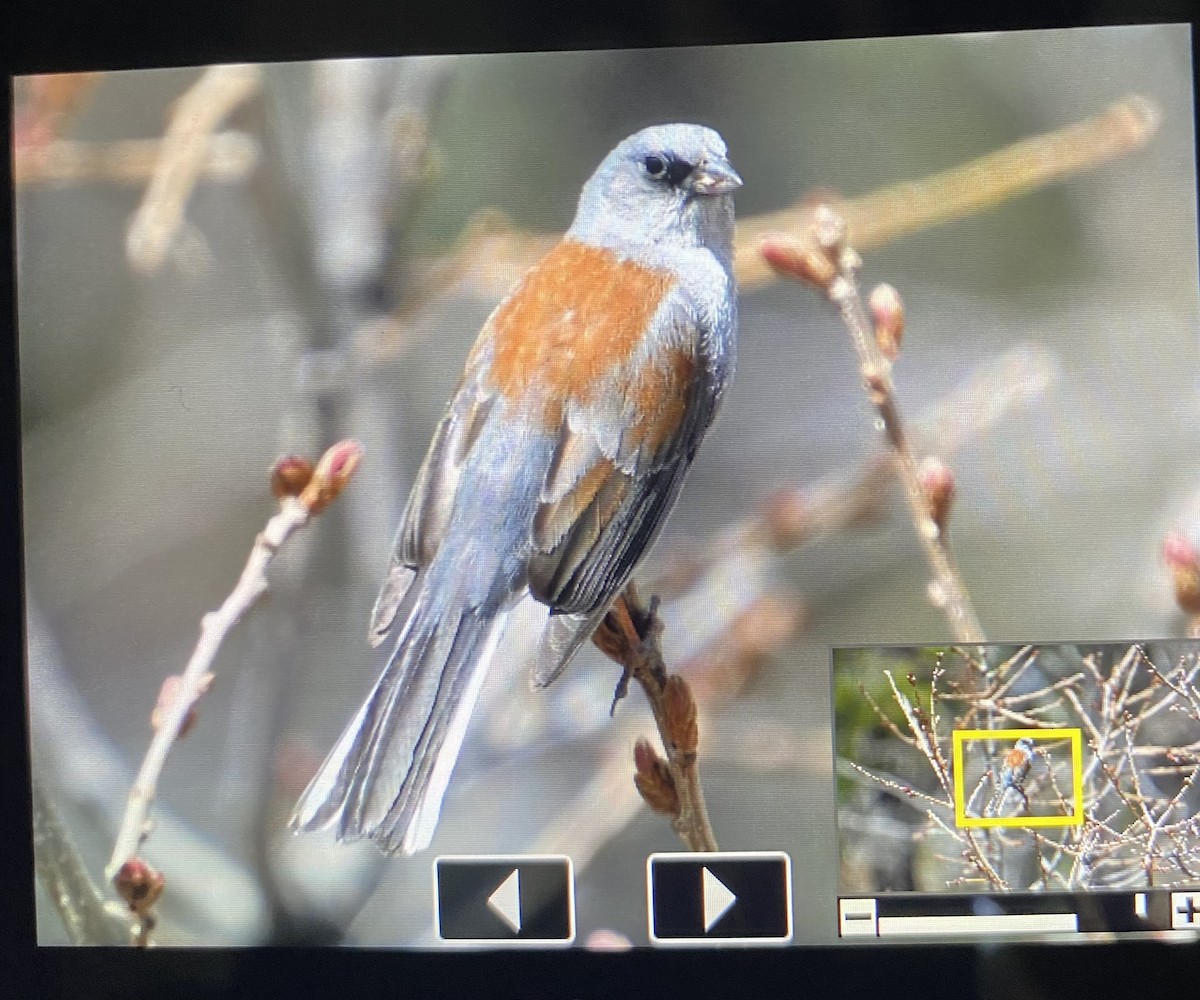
[985,736,1037,817]
[999,737,1036,791]
[289,124,742,855]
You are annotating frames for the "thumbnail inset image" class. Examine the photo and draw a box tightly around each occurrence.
[833,642,1200,894]
[951,728,1084,829]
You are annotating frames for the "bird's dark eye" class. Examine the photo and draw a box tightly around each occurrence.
[643,155,666,178]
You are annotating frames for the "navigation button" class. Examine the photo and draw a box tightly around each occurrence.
[648,852,792,945]
[487,868,522,932]
[435,856,574,944]
[702,866,737,931]
[838,897,879,937]
[1171,891,1200,930]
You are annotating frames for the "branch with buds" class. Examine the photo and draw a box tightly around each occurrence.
[105,439,362,945]
[760,208,985,643]
[591,582,718,852]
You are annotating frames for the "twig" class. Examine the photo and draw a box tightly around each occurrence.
[105,441,362,941]
[27,599,270,944]
[925,809,1009,889]
[837,261,982,640]
[125,64,261,273]
[592,583,718,852]
[522,591,798,883]
[1143,649,1200,721]
[844,759,954,812]
[981,671,1085,708]
[762,208,985,642]
[858,681,920,748]
[982,646,1039,702]
[33,780,131,945]
[885,670,953,797]
[15,132,259,186]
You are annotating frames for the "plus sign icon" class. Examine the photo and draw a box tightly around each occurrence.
[1170,892,1200,930]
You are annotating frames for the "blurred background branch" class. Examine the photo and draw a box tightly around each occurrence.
[32,780,131,945]
[124,64,263,273]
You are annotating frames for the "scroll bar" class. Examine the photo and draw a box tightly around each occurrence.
[878,912,1078,936]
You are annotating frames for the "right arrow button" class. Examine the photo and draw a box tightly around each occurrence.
[702,866,737,931]
[648,851,792,945]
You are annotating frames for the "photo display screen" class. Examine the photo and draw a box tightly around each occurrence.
[15,23,1200,949]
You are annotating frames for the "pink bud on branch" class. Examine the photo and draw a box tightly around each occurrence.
[107,438,366,934]
[917,457,956,536]
[758,233,837,292]
[298,439,364,515]
[869,283,905,361]
[1164,532,1200,615]
[113,858,165,916]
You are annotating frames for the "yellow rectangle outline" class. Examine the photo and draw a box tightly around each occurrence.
[952,728,1084,829]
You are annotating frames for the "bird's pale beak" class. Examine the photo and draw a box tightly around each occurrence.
[690,154,742,195]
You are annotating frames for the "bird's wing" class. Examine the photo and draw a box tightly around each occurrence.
[368,361,495,646]
[524,283,720,686]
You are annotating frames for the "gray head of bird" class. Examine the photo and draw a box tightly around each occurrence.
[568,123,741,262]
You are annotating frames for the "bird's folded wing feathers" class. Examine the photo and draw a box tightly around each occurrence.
[528,295,718,685]
[368,366,495,645]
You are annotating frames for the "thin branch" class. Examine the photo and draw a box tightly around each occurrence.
[844,760,954,813]
[125,64,262,273]
[105,441,362,942]
[925,809,1009,890]
[762,208,985,641]
[842,273,982,638]
[33,780,131,945]
[15,132,259,186]
[885,670,953,797]
[592,583,718,852]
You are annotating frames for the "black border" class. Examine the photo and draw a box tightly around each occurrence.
[4,1,1200,73]
[4,2,1200,998]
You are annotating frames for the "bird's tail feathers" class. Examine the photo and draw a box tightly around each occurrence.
[290,575,508,855]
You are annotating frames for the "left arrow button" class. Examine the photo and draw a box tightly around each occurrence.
[487,868,522,932]
[435,856,574,944]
